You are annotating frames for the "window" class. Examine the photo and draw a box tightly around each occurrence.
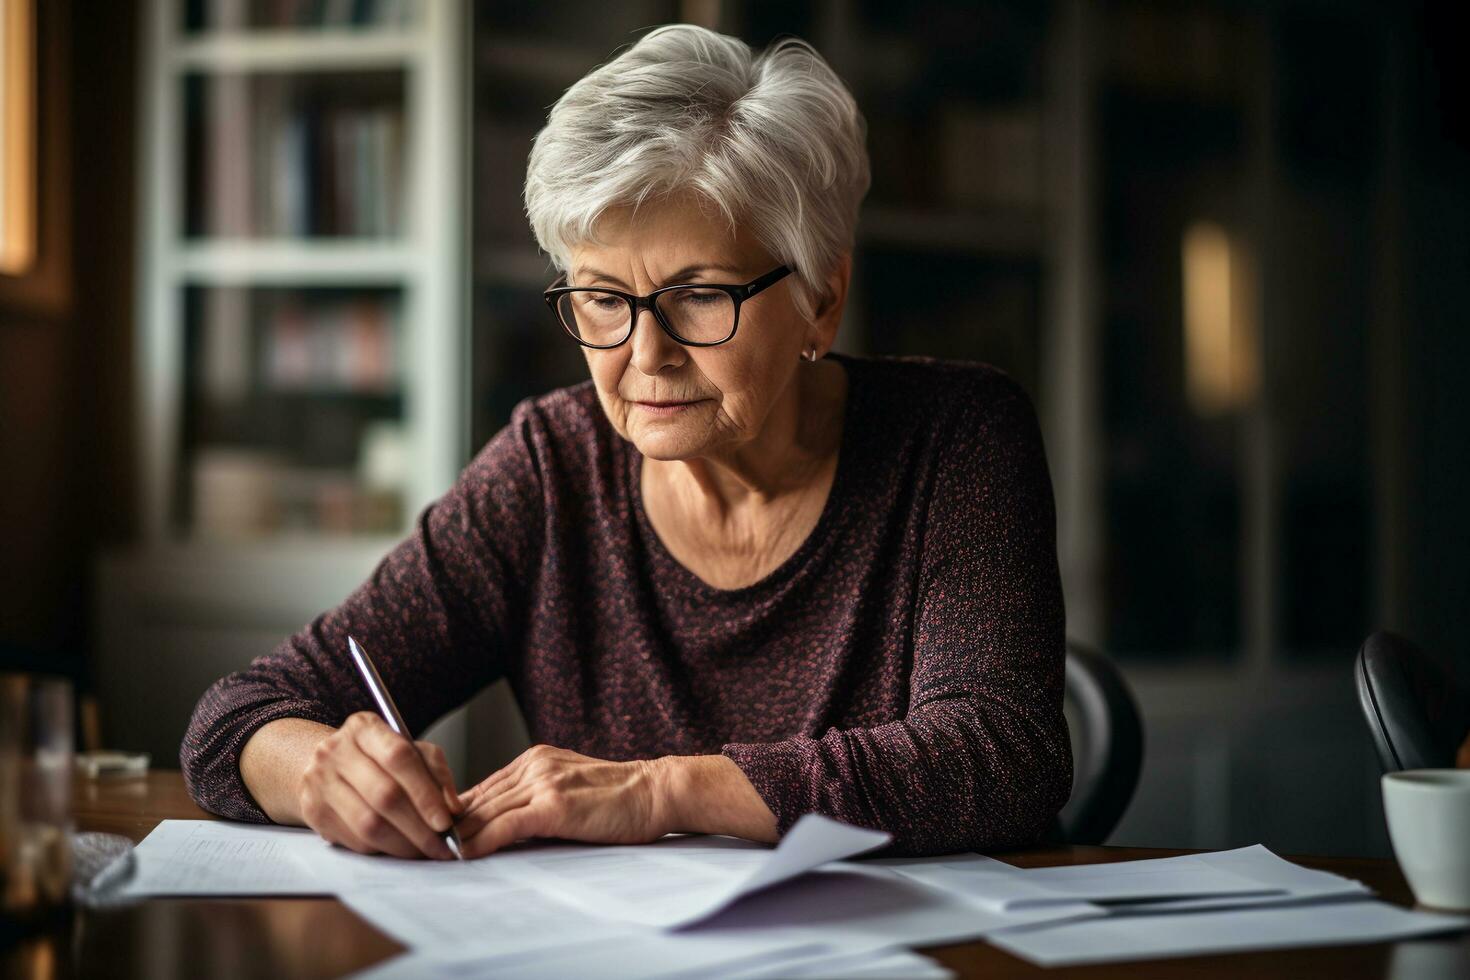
[0,0,36,276]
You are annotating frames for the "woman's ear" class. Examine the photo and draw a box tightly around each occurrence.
[810,253,853,340]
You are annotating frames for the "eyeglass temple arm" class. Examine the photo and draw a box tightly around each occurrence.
[740,265,792,299]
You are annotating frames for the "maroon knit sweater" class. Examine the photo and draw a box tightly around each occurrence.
[181,352,1072,856]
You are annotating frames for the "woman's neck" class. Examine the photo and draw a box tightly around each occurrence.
[648,358,847,518]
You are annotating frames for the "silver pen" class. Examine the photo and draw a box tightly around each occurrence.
[347,635,464,860]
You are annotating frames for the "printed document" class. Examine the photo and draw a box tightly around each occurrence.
[987,898,1469,966]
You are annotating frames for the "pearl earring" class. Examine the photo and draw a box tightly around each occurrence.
[803,345,818,362]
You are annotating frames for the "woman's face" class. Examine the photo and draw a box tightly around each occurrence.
[569,196,812,462]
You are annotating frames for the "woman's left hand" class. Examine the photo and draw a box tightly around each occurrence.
[454,744,668,858]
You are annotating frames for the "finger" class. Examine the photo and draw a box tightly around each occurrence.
[445,784,464,817]
[458,762,524,809]
[457,771,517,820]
[302,786,372,854]
[415,740,456,790]
[336,737,452,859]
[353,721,456,836]
[461,803,541,859]
[415,740,463,816]
[311,801,373,855]
[456,785,535,841]
[459,773,507,811]
[321,770,424,859]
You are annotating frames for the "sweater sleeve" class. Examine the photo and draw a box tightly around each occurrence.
[180,400,547,822]
[722,375,1072,855]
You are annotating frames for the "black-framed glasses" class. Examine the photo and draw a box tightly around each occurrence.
[543,265,793,349]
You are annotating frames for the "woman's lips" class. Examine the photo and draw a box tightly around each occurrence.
[634,399,703,415]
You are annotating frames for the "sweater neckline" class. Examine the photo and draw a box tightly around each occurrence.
[625,352,862,601]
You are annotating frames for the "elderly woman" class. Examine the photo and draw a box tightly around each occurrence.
[182,24,1071,859]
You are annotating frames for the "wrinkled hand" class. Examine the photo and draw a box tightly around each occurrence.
[298,712,463,860]
[455,745,667,858]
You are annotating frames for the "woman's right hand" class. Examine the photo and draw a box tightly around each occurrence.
[297,711,463,859]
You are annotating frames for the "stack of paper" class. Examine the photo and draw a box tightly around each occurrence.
[874,845,1468,967]
[113,818,1468,975]
[119,816,1006,977]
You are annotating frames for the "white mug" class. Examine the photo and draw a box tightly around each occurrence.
[1382,769,1470,911]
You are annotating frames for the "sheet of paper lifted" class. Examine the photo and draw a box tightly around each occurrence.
[496,814,892,929]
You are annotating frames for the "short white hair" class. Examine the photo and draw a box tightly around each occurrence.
[523,24,870,322]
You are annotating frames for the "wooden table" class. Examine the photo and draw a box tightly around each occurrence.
[5,770,1467,978]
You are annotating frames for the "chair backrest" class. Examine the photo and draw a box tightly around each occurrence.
[1057,639,1144,845]
[1355,630,1469,773]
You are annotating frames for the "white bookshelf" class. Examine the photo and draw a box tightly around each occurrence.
[98,0,471,775]
[136,0,466,542]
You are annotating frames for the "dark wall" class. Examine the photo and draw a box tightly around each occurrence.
[1399,2,1470,690]
[0,0,136,679]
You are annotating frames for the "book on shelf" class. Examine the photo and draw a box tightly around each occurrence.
[201,287,252,404]
[191,447,403,538]
[196,288,401,402]
[198,74,405,238]
[189,0,418,31]
[259,292,401,394]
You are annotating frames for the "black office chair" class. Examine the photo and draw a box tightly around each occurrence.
[1056,640,1144,845]
[1355,630,1470,773]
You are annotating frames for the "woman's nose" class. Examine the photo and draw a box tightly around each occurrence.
[628,306,684,373]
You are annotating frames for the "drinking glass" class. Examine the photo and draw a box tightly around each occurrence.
[0,673,74,936]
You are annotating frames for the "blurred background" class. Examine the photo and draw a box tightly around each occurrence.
[1,0,1465,859]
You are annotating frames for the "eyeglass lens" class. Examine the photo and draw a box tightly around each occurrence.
[556,287,736,346]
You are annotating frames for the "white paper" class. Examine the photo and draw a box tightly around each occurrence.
[881,844,1373,916]
[1107,844,1372,914]
[988,898,1469,966]
[728,815,892,899]
[495,814,891,929]
[348,934,839,980]
[885,851,1281,911]
[118,820,330,896]
[120,815,884,925]
[339,881,628,960]
[122,819,518,896]
[727,946,955,979]
[832,951,955,979]
[339,832,1093,968]
[685,864,1104,951]
[127,819,1456,976]
[307,837,511,892]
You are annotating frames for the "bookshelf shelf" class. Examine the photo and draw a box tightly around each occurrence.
[175,31,426,72]
[175,240,416,284]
